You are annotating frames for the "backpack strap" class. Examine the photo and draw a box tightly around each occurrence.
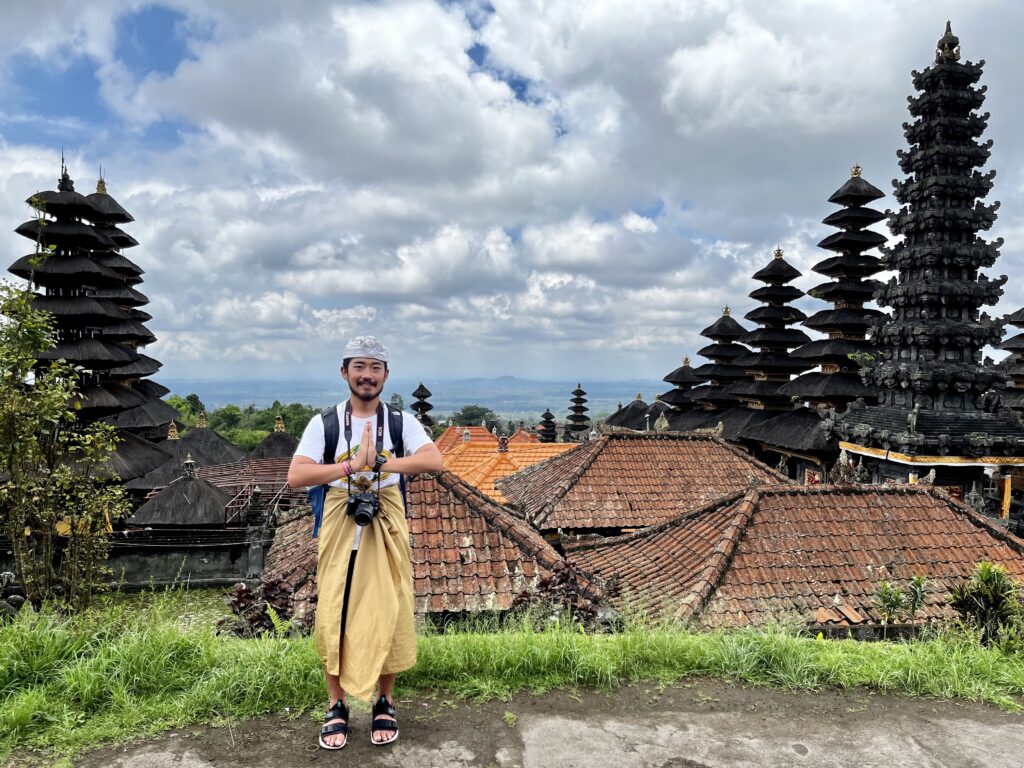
[310,406,340,540]
[386,404,408,514]
[386,404,404,458]
[321,406,340,465]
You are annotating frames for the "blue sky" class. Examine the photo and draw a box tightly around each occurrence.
[1,1,1023,385]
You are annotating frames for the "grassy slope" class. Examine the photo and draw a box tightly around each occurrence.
[2,592,1023,759]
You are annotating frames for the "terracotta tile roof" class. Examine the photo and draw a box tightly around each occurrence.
[496,433,790,532]
[262,471,565,615]
[194,458,307,523]
[442,442,576,503]
[435,425,498,454]
[567,485,1024,628]
[508,428,540,443]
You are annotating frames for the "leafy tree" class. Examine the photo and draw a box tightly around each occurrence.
[210,404,243,430]
[0,281,128,611]
[452,404,499,429]
[184,393,205,415]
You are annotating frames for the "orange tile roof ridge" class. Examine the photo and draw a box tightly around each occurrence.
[681,489,761,621]
[494,437,605,516]
[531,436,610,528]
[564,489,749,553]
[429,470,565,571]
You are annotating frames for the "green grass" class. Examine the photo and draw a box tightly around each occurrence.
[2,593,1024,760]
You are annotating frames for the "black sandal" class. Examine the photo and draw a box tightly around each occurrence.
[370,695,399,745]
[318,698,349,750]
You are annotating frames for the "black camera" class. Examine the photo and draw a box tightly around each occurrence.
[346,491,380,526]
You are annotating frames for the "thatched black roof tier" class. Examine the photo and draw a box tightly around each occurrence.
[133,379,171,398]
[807,278,882,303]
[1002,389,1024,409]
[748,284,804,304]
[107,353,162,377]
[744,305,807,326]
[686,384,742,407]
[643,399,671,425]
[75,383,148,413]
[181,427,246,465]
[691,362,751,382]
[9,253,123,287]
[827,174,885,207]
[86,182,134,224]
[816,229,888,254]
[606,396,648,428]
[92,429,171,481]
[129,474,230,527]
[658,387,697,408]
[100,319,156,344]
[745,305,806,325]
[128,308,152,322]
[14,219,115,250]
[811,253,885,277]
[91,251,143,277]
[776,371,875,401]
[741,326,811,348]
[29,294,130,324]
[789,338,874,363]
[26,169,105,219]
[249,430,300,460]
[803,307,885,333]
[105,396,181,432]
[667,408,715,431]
[126,434,228,491]
[998,331,1024,353]
[663,360,705,385]
[95,225,139,249]
[821,205,886,229]
[751,257,801,284]
[37,338,138,367]
[89,285,149,307]
[700,313,748,340]
[1006,308,1024,326]
[724,379,787,402]
[733,351,813,374]
[695,342,748,361]
[741,408,834,453]
[718,407,776,441]
[412,383,432,398]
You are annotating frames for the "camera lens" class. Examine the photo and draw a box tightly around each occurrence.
[354,500,374,526]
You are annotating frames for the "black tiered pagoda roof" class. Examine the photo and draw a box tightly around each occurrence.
[834,24,1024,466]
[7,165,178,478]
[728,248,812,411]
[998,308,1024,413]
[745,167,888,459]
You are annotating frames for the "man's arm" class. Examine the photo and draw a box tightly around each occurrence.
[381,443,443,474]
[287,456,347,488]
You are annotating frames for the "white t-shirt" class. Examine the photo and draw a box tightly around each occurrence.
[294,400,433,491]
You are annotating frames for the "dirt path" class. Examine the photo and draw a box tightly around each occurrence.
[23,679,1024,767]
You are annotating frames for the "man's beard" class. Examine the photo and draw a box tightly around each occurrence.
[349,377,384,403]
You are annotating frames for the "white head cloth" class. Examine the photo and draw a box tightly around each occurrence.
[343,335,389,363]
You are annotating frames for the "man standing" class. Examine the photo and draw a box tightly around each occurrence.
[288,336,442,750]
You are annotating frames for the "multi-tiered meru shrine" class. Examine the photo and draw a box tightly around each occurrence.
[8,165,177,480]
[834,23,1024,499]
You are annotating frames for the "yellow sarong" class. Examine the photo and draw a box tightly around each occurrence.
[314,484,417,702]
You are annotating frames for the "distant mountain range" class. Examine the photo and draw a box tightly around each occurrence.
[161,377,669,422]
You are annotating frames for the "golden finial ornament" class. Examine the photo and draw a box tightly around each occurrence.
[683,355,691,366]
[96,177,107,194]
[274,415,286,432]
[773,246,784,259]
[636,392,643,401]
[167,422,180,440]
[723,305,731,316]
[851,164,862,178]
[197,412,207,429]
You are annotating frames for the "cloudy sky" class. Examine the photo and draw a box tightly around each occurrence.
[1,0,1023,382]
